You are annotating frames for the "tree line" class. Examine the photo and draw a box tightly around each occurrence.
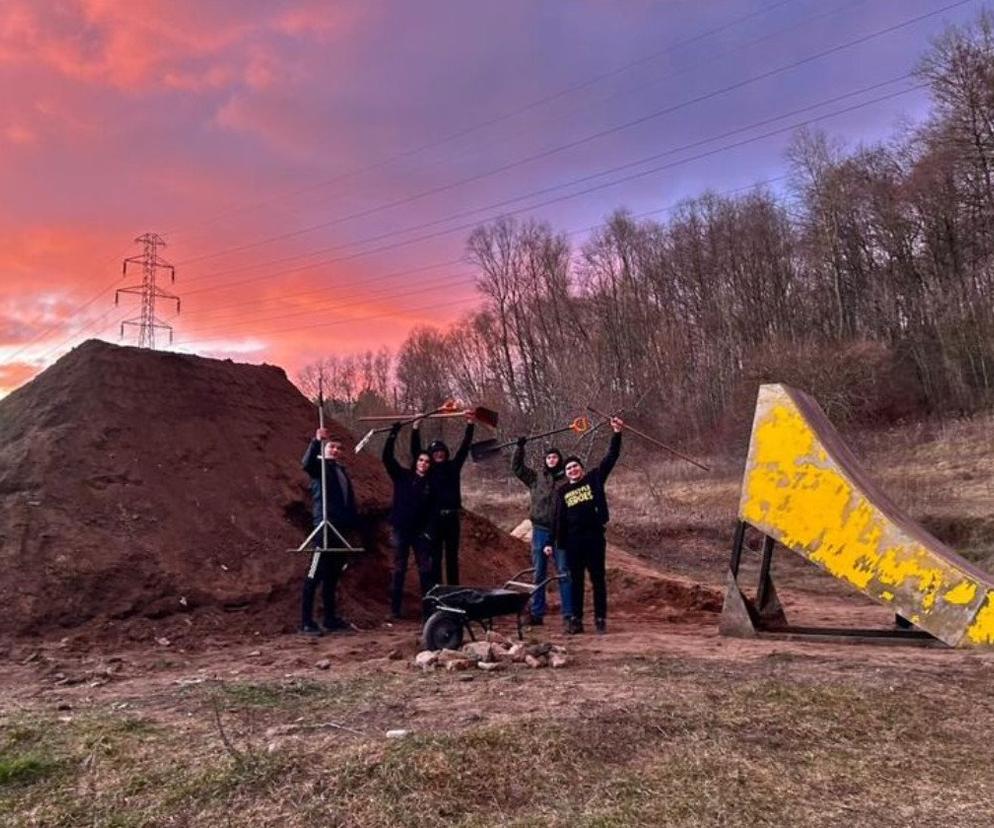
[301,12,994,448]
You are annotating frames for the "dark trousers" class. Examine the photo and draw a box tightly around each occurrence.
[301,549,345,627]
[566,532,607,622]
[391,530,436,618]
[434,510,461,585]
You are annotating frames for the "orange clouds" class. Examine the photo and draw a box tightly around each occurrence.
[0,1,369,91]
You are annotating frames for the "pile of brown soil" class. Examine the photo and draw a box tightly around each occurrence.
[0,341,529,647]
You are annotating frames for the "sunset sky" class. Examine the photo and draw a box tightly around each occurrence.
[0,0,983,396]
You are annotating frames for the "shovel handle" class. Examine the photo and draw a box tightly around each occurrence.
[586,406,710,472]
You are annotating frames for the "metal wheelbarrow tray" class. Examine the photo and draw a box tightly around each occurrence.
[420,567,566,651]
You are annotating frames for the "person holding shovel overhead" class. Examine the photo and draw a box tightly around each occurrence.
[546,417,624,635]
[300,428,357,635]
[383,422,437,620]
[411,409,476,586]
[512,440,573,631]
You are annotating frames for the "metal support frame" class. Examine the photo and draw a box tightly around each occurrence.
[720,519,941,647]
[291,381,365,560]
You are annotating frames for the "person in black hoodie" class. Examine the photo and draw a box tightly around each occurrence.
[383,422,436,619]
[411,410,476,586]
[300,428,357,635]
[546,417,624,635]
[512,440,572,631]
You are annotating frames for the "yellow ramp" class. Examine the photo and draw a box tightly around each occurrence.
[740,384,994,648]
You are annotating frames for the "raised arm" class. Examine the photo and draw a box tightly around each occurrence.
[301,437,321,477]
[382,424,403,481]
[597,419,624,482]
[410,419,422,462]
[511,437,536,486]
[452,420,475,469]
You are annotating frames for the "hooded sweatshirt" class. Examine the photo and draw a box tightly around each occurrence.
[552,432,622,546]
[511,444,566,530]
[410,423,474,512]
[382,429,435,535]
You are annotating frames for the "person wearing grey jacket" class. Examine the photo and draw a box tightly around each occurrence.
[512,440,573,631]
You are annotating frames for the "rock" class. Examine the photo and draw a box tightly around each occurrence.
[525,642,552,658]
[444,658,475,672]
[315,659,331,670]
[385,729,409,739]
[550,645,567,655]
[524,654,548,669]
[439,648,476,664]
[491,645,513,662]
[550,653,568,669]
[477,661,502,672]
[508,643,527,663]
[484,630,510,646]
[457,674,475,683]
[247,650,261,658]
[56,702,72,711]
[462,641,493,662]
[386,649,404,661]
[155,637,171,647]
[414,651,439,670]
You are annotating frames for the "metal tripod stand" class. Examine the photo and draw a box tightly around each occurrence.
[295,380,365,561]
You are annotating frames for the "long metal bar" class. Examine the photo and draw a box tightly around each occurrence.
[585,405,710,471]
[756,535,776,609]
[729,520,746,578]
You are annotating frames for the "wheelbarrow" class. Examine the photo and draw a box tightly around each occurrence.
[420,567,568,651]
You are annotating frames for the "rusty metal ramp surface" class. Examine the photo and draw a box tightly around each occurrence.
[739,384,994,648]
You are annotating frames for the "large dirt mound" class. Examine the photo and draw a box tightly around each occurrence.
[0,340,527,645]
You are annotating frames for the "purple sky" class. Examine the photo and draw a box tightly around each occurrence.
[0,0,983,394]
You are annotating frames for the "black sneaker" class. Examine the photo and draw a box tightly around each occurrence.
[322,617,352,633]
[562,616,573,634]
[595,618,607,635]
[568,618,584,635]
[299,622,323,637]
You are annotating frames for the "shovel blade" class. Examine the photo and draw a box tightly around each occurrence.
[470,438,501,462]
[472,406,499,429]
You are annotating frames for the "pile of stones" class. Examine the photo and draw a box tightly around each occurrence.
[414,631,567,672]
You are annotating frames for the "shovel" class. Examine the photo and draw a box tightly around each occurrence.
[470,416,591,462]
[354,402,499,454]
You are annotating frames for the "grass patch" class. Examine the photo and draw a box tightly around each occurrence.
[0,753,64,787]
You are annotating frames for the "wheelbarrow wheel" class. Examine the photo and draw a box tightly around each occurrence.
[422,611,464,651]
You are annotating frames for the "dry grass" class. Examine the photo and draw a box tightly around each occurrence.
[6,414,994,825]
[4,654,994,827]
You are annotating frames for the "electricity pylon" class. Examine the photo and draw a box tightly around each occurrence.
[115,233,180,349]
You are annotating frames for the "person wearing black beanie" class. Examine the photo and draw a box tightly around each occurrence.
[546,417,624,634]
[411,410,476,586]
[382,422,436,619]
[512,439,573,631]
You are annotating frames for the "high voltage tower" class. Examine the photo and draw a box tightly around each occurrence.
[115,233,180,349]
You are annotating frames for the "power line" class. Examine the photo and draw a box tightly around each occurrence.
[171,295,483,350]
[174,0,967,269]
[159,0,798,245]
[162,175,790,337]
[177,80,926,304]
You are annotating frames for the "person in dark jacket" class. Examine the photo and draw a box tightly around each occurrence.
[512,440,572,631]
[411,410,475,586]
[383,422,436,619]
[546,417,624,635]
[300,428,357,635]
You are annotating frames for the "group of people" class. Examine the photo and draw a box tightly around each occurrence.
[298,409,624,638]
